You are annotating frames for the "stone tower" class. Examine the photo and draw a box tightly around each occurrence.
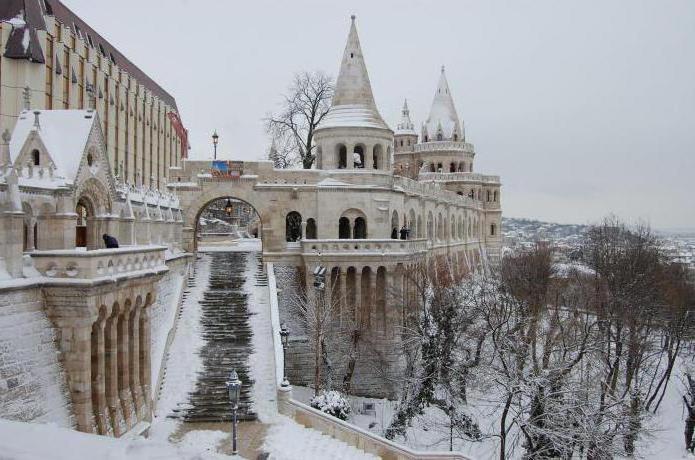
[394,99,418,153]
[314,16,394,171]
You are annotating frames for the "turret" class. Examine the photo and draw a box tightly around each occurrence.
[421,66,464,143]
[313,16,394,171]
[394,99,418,153]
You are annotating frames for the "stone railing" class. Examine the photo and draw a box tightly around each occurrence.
[393,176,480,209]
[30,246,168,281]
[418,172,501,184]
[277,391,472,460]
[414,141,475,154]
[302,238,429,256]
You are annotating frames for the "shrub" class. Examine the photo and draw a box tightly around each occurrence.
[310,390,352,421]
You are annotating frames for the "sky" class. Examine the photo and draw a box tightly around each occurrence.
[63,0,695,229]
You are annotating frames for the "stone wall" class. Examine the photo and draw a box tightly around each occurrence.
[0,286,73,426]
[150,254,191,402]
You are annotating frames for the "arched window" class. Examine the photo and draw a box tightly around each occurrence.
[338,144,347,169]
[487,190,491,202]
[31,149,40,166]
[424,135,429,142]
[468,190,475,199]
[339,217,351,239]
[373,144,382,169]
[453,133,458,141]
[306,218,317,239]
[353,145,365,169]
[493,191,498,202]
[450,163,455,172]
[391,210,399,239]
[354,217,367,239]
[400,140,403,147]
[490,223,496,236]
[436,133,443,141]
[430,163,436,172]
[285,211,302,242]
[437,163,443,172]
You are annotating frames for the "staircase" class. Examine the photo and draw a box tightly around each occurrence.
[170,251,257,422]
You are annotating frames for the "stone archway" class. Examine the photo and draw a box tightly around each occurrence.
[189,195,265,253]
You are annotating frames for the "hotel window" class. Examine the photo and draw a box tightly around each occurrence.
[78,57,84,108]
[62,46,70,108]
[45,34,54,109]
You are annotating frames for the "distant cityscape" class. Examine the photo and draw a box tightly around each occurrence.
[502,217,695,271]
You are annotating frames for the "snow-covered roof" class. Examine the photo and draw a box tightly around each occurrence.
[317,16,390,132]
[422,67,463,141]
[394,99,417,136]
[10,109,97,183]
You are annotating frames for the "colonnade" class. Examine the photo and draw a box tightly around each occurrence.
[48,292,154,437]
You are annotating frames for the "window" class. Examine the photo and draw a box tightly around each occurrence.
[453,134,458,141]
[87,152,94,166]
[354,145,364,168]
[436,133,443,141]
[285,211,302,242]
[338,144,347,169]
[490,224,496,236]
[31,150,40,166]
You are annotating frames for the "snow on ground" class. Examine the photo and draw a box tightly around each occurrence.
[0,419,228,460]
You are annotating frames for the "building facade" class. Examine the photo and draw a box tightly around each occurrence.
[0,0,188,191]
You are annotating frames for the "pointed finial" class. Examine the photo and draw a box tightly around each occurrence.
[351,14,356,23]
[441,65,445,73]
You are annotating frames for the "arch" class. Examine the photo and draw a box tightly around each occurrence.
[337,144,347,169]
[354,217,367,239]
[31,149,40,166]
[437,162,443,172]
[285,211,302,242]
[417,214,423,238]
[391,210,399,239]
[76,196,95,248]
[339,217,351,239]
[408,209,416,240]
[353,145,365,169]
[305,218,317,239]
[493,190,498,202]
[449,162,456,173]
[490,223,497,236]
[190,194,264,253]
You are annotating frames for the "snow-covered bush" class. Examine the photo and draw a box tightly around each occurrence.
[310,390,351,421]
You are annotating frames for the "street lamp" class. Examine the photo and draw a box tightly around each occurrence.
[212,130,219,160]
[226,369,242,455]
[224,198,234,216]
[280,323,290,387]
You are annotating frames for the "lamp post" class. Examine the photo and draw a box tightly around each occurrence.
[224,198,234,217]
[226,369,242,455]
[212,130,219,160]
[280,323,290,387]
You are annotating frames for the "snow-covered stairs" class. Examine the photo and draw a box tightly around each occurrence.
[263,415,379,460]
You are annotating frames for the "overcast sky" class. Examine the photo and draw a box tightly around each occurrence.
[64,0,695,229]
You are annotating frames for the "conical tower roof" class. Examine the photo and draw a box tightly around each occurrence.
[318,16,390,131]
[395,99,417,136]
[423,66,462,141]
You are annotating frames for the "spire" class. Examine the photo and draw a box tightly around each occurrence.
[423,66,463,141]
[318,16,389,130]
[395,98,416,135]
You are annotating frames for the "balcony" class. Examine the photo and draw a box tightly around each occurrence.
[301,238,428,262]
[418,172,501,184]
[30,246,168,282]
[413,141,475,153]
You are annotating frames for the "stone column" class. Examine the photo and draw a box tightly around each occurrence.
[91,317,113,436]
[105,311,126,436]
[1,211,24,277]
[339,268,347,326]
[128,305,145,421]
[55,318,96,434]
[139,303,152,420]
[368,269,377,330]
[117,306,136,429]
[354,267,362,326]
[119,216,136,246]
[347,143,355,170]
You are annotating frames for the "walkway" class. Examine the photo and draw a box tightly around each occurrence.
[151,240,377,459]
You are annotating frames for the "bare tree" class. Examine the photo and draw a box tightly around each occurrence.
[265,71,334,169]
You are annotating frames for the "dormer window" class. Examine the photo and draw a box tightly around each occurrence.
[31,149,40,166]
